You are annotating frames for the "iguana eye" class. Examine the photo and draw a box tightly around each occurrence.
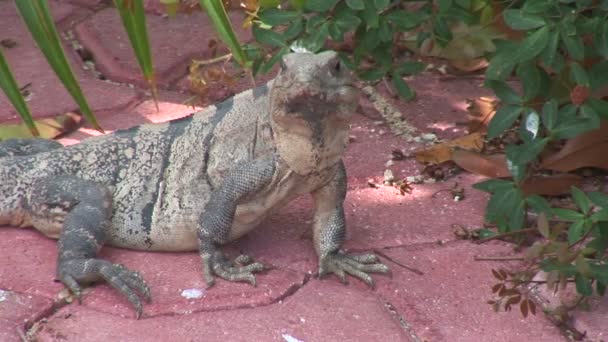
[330,59,342,77]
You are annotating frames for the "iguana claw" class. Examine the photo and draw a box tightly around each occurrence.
[318,251,390,287]
[201,251,265,288]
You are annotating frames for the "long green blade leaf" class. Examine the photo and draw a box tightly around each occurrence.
[113,0,159,108]
[15,0,101,131]
[0,50,39,136]
[199,0,248,67]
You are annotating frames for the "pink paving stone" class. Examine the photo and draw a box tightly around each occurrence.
[374,241,565,342]
[0,227,307,319]
[381,72,495,140]
[0,290,54,342]
[0,1,140,123]
[74,8,252,88]
[35,280,408,341]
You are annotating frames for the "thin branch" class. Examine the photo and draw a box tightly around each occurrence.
[476,227,538,244]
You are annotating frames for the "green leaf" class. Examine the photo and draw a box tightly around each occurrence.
[595,20,608,58]
[560,29,585,61]
[0,49,38,136]
[589,191,608,208]
[282,18,303,40]
[552,118,597,140]
[359,68,386,81]
[289,0,306,10]
[303,21,329,52]
[589,61,608,91]
[568,220,587,245]
[576,273,593,296]
[503,9,546,30]
[378,17,393,42]
[259,0,281,7]
[571,187,591,214]
[374,0,390,10]
[488,80,521,104]
[473,179,515,193]
[587,98,608,119]
[16,0,100,130]
[554,208,585,222]
[252,26,287,47]
[258,47,287,74]
[346,0,365,10]
[541,99,558,130]
[305,0,339,12]
[386,10,426,30]
[591,209,608,222]
[522,1,554,13]
[433,17,453,46]
[438,0,453,13]
[333,8,362,30]
[486,51,516,80]
[516,62,541,101]
[540,30,560,69]
[570,62,590,86]
[392,75,415,100]
[355,28,380,56]
[586,236,608,255]
[259,9,301,26]
[198,0,248,67]
[515,26,550,62]
[527,194,552,214]
[395,61,426,75]
[487,105,523,139]
[359,1,379,29]
[507,138,549,165]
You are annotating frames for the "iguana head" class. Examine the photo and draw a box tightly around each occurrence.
[270,50,359,175]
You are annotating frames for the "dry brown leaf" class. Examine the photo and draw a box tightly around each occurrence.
[0,112,81,140]
[448,58,489,73]
[451,150,510,178]
[521,174,582,196]
[414,132,484,164]
[466,97,498,133]
[541,122,608,171]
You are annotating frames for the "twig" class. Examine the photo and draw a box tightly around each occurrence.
[374,249,424,275]
[476,227,537,244]
[190,53,232,67]
[475,255,525,261]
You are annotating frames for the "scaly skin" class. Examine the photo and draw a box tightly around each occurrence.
[0,51,390,318]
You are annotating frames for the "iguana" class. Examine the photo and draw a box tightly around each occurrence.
[0,51,390,318]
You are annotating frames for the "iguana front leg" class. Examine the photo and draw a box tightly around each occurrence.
[311,161,390,287]
[28,176,150,318]
[198,158,276,287]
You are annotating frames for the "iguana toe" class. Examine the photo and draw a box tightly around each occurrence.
[58,259,151,319]
[201,251,265,288]
[319,251,390,287]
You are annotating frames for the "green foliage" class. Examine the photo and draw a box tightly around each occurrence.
[249,0,473,99]
[13,0,100,132]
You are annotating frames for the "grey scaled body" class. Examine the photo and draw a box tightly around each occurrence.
[0,51,389,318]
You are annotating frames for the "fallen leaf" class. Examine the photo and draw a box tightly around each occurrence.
[541,122,608,171]
[414,132,484,164]
[448,58,489,73]
[451,149,510,178]
[0,112,81,140]
[521,174,582,196]
[467,97,498,133]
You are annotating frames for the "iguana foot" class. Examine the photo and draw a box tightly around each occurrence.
[201,251,265,288]
[319,251,390,287]
[58,259,151,319]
